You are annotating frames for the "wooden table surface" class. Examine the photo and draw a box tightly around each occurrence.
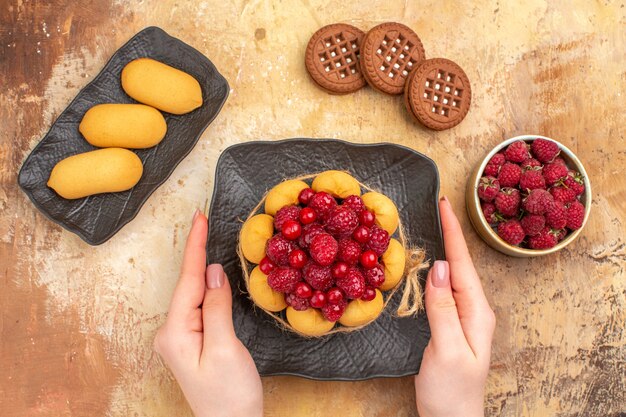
[1,1,624,416]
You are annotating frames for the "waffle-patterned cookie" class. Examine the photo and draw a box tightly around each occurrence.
[305,23,366,94]
[360,22,426,95]
[404,58,471,130]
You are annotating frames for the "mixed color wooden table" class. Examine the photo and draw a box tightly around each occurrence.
[1,1,624,416]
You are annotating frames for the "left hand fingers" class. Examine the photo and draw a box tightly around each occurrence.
[201,264,236,354]
[167,210,208,331]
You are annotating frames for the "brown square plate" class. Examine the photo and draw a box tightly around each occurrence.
[207,139,444,380]
[18,27,229,245]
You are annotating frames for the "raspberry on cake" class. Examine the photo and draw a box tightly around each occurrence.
[324,206,359,238]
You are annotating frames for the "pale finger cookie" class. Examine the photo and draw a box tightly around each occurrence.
[404,58,471,130]
[360,22,425,95]
[305,23,367,94]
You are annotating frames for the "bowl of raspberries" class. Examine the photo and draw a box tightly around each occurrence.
[466,135,591,257]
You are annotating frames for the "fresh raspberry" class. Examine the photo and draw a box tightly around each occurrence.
[528,227,558,249]
[325,206,359,238]
[566,201,585,230]
[308,191,337,221]
[266,235,296,265]
[337,238,362,264]
[484,164,499,177]
[273,205,301,231]
[477,176,500,202]
[298,223,325,248]
[497,162,522,188]
[520,214,545,236]
[552,156,567,166]
[342,195,365,215]
[336,268,365,299]
[519,168,546,191]
[497,219,525,245]
[504,140,530,163]
[285,293,310,311]
[494,187,521,217]
[531,139,560,163]
[302,262,333,291]
[309,233,338,266]
[563,171,585,195]
[545,200,567,229]
[555,229,567,241]
[549,185,577,203]
[321,299,347,322]
[521,158,542,170]
[484,153,506,177]
[363,264,385,288]
[523,189,553,215]
[267,267,301,293]
[543,162,568,186]
[489,153,506,167]
[481,202,500,225]
[365,225,390,256]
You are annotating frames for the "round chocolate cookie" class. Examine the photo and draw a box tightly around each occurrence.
[404,58,471,130]
[305,23,367,94]
[360,22,425,95]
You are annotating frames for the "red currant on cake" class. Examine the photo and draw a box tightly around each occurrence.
[259,256,276,274]
[359,210,376,227]
[299,207,317,224]
[288,249,308,269]
[309,290,327,308]
[331,261,349,279]
[352,225,370,243]
[295,282,313,298]
[298,187,316,205]
[360,250,378,269]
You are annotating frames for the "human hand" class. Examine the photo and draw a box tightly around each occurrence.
[154,210,263,417]
[414,197,496,417]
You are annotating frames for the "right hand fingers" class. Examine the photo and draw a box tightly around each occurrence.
[425,260,468,353]
[439,197,495,359]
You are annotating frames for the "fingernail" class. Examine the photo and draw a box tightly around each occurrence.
[206,264,225,289]
[432,260,449,288]
[192,208,200,223]
[439,195,449,203]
